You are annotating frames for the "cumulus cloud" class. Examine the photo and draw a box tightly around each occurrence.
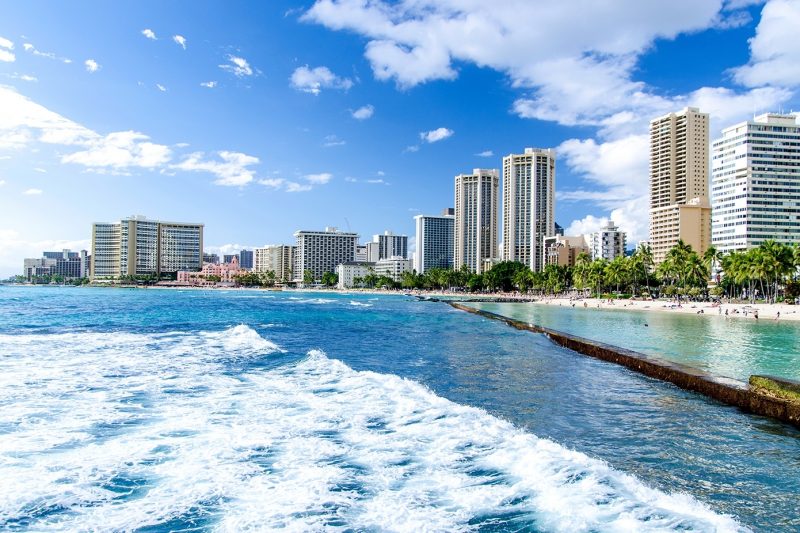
[142,29,157,40]
[3,72,37,82]
[84,59,100,73]
[733,0,800,87]
[219,55,253,77]
[173,35,187,50]
[0,179,5,186]
[23,188,42,195]
[352,104,374,119]
[475,150,493,157]
[156,84,167,92]
[0,36,14,62]
[290,65,353,95]
[420,127,453,143]
[200,81,218,88]
[62,131,171,171]
[172,151,259,186]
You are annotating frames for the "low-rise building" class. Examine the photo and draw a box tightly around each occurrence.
[176,256,248,287]
[543,235,590,267]
[337,262,375,289]
[23,249,90,281]
[374,256,412,281]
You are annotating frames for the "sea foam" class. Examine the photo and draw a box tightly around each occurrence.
[0,326,746,531]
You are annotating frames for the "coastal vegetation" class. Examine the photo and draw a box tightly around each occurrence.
[392,240,800,303]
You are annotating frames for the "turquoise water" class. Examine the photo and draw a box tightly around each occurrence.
[0,286,798,531]
[469,301,800,382]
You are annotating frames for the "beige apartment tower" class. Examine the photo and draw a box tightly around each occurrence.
[649,107,711,264]
[454,169,499,273]
[90,216,203,279]
[502,148,556,272]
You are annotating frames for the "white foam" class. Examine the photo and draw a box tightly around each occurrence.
[349,301,372,307]
[0,331,746,532]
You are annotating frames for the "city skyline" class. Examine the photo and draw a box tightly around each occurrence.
[2,1,800,278]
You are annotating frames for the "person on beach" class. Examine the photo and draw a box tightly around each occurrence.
[775,312,780,321]
[754,310,759,320]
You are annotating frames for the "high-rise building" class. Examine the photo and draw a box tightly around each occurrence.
[366,241,380,262]
[502,148,556,272]
[413,209,455,274]
[239,249,254,270]
[588,220,627,261]
[202,253,220,264]
[91,216,203,279]
[254,245,296,282]
[293,227,359,283]
[372,231,408,260]
[649,107,711,264]
[711,113,800,252]
[455,169,499,273]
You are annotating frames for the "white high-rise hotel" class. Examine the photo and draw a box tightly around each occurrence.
[454,169,499,273]
[502,148,555,272]
[413,209,454,274]
[293,227,359,282]
[711,113,800,251]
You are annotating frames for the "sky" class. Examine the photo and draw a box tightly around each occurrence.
[1,0,799,278]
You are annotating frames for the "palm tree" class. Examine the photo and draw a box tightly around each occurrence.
[637,243,654,294]
[604,256,627,294]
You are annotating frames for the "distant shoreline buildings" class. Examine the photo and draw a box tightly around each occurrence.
[19,108,800,286]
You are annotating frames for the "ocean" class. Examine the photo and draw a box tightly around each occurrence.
[0,286,798,531]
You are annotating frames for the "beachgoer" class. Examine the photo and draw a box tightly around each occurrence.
[775,312,780,320]
[754,310,759,320]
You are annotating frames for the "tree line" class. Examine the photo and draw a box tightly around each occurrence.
[389,239,800,303]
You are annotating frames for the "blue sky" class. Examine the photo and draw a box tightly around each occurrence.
[1,0,799,277]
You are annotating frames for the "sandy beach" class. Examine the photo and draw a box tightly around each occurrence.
[529,295,800,322]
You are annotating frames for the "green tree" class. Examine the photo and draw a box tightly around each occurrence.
[303,269,315,286]
[321,271,338,287]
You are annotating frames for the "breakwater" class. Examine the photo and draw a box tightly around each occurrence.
[450,302,800,429]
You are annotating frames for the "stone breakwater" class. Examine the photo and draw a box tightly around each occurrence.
[450,302,800,429]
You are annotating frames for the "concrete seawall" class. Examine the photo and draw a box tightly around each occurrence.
[450,302,800,429]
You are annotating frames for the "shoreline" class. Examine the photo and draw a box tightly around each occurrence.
[522,295,800,322]
[450,302,800,429]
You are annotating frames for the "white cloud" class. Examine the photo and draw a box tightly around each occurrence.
[258,178,285,189]
[733,0,800,87]
[290,65,353,95]
[33,167,46,173]
[404,144,419,153]
[0,179,5,186]
[21,42,71,63]
[565,199,649,245]
[352,104,374,119]
[366,178,388,185]
[200,81,218,88]
[323,135,346,147]
[344,176,358,182]
[156,83,167,92]
[84,59,100,73]
[0,36,14,62]
[173,35,187,50]
[219,55,253,77]
[142,29,157,40]
[173,151,259,186]
[62,131,172,170]
[475,150,493,157]
[420,127,453,143]
[285,181,313,193]
[23,188,42,195]
[305,172,332,184]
